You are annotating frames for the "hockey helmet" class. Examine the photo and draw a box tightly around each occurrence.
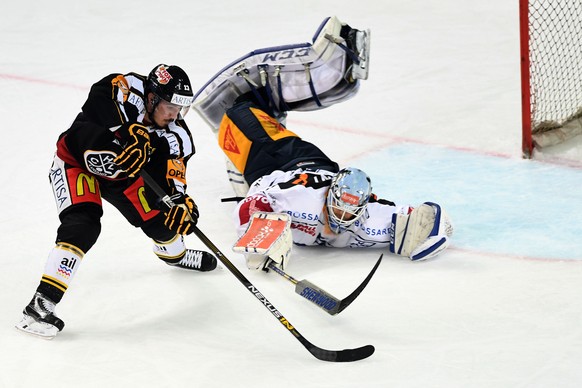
[146,64,194,117]
[326,167,372,233]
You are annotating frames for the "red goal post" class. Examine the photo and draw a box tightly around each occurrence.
[520,0,582,159]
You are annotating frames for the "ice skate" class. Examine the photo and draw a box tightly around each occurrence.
[167,249,218,272]
[15,292,64,339]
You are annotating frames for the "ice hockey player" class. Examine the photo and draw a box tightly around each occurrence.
[15,64,217,339]
[190,16,453,272]
[223,102,453,272]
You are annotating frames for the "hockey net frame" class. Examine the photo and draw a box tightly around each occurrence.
[520,0,582,159]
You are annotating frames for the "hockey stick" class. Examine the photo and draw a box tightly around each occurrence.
[140,171,375,362]
[266,254,383,316]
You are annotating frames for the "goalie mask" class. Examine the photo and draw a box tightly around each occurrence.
[326,167,372,233]
[146,64,194,118]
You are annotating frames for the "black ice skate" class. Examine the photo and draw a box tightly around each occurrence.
[167,249,218,272]
[15,292,65,339]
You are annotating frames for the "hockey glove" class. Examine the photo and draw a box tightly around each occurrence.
[389,202,453,261]
[114,123,152,177]
[164,194,199,235]
[233,212,293,272]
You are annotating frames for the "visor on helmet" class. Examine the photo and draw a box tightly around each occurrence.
[147,64,194,118]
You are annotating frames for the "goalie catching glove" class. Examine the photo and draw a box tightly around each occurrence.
[390,202,453,261]
[163,193,199,235]
[114,122,153,177]
[233,212,293,271]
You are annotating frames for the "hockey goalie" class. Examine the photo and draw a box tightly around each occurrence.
[232,169,453,272]
[188,16,453,270]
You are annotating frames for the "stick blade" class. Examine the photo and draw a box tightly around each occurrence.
[308,344,375,362]
[334,254,384,315]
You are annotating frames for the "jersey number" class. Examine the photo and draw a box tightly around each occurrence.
[278,172,331,190]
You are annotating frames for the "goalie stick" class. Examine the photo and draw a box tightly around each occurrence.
[266,255,383,316]
[140,171,375,362]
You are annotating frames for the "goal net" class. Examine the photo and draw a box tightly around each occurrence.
[520,0,582,158]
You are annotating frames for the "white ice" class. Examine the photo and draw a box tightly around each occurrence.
[2,1,582,387]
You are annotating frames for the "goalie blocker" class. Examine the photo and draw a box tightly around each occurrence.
[233,212,293,271]
[390,202,453,261]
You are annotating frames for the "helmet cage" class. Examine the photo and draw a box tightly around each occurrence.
[326,168,372,233]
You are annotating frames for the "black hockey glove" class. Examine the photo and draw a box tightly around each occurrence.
[114,123,152,177]
[164,194,199,235]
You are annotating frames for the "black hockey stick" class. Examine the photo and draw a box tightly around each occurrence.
[266,254,383,315]
[140,171,375,362]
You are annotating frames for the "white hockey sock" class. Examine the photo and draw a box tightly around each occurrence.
[41,243,84,295]
[152,234,186,263]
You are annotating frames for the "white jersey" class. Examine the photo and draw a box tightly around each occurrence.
[234,169,412,248]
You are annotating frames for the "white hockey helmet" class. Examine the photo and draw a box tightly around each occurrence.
[326,167,372,233]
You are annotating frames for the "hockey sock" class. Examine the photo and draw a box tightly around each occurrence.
[38,243,84,303]
[152,234,187,265]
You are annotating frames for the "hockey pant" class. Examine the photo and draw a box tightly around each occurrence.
[39,155,179,303]
[218,101,339,186]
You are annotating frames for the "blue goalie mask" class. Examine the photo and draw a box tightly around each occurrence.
[326,167,372,233]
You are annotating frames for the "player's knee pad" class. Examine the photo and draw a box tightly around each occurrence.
[141,215,176,242]
[56,204,102,253]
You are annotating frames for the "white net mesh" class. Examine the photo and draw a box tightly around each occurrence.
[528,0,582,146]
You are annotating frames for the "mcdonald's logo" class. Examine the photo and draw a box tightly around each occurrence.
[76,173,97,196]
[137,186,152,213]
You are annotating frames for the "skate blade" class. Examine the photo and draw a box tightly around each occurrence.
[15,317,58,340]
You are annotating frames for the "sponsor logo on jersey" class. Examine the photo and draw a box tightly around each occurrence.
[354,219,390,236]
[155,130,180,157]
[127,92,145,113]
[50,163,70,210]
[238,195,273,225]
[154,65,172,84]
[285,210,319,221]
[167,159,186,184]
[291,222,317,236]
[84,150,122,178]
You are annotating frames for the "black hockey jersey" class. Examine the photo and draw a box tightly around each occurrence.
[55,72,195,194]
